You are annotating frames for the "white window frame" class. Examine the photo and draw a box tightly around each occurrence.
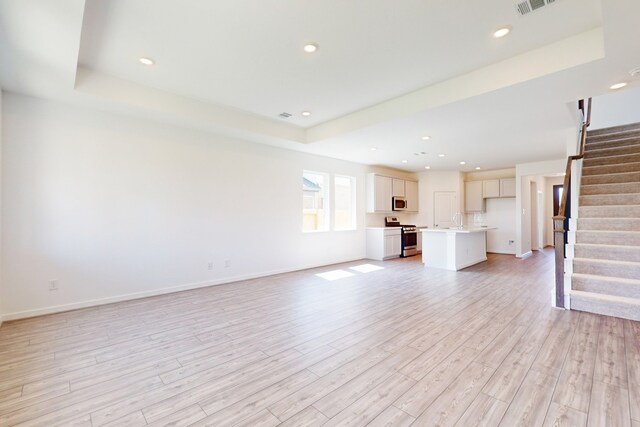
[302,170,330,233]
[334,174,357,231]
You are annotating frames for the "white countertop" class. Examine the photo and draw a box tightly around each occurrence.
[422,226,497,234]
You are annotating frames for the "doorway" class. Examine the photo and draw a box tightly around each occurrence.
[553,184,564,216]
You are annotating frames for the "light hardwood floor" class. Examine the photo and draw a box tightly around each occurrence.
[0,250,638,426]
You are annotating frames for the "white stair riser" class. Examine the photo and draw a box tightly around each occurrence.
[572,276,640,299]
[576,231,640,246]
[583,162,640,175]
[580,194,640,206]
[570,294,640,321]
[579,205,640,218]
[587,124,640,138]
[583,153,640,167]
[582,172,640,185]
[586,138,640,150]
[574,245,640,262]
[585,144,640,159]
[573,260,640,280]
[577,218,640,231]
[580,182,640,195]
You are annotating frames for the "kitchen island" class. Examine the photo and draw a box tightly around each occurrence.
[421,227,496,271]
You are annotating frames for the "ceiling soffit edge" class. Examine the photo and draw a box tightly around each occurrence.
[72,25,604,147]
[305,27,605,143]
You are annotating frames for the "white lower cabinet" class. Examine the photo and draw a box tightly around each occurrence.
[384,234,402,258]
[366,228,402,260]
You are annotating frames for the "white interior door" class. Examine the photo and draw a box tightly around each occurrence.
[434,191,457,228]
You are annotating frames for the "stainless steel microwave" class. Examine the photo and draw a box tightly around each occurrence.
[392,197,407,211]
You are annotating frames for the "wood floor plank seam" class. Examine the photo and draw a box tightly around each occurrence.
[0,252,638,426]
[538,310,581,426]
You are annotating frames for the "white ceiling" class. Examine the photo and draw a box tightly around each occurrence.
[1,0,640,172]
[78,0,602,126]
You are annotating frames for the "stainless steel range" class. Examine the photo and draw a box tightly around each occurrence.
[385,217,418,258]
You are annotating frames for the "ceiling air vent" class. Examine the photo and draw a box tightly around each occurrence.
[515,0,558,16]
[278,112,292,118]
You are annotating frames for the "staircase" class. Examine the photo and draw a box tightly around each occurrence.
[569,123,640,321]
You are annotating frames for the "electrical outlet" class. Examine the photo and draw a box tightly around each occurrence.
[48,280,58,291]
[207,262,213,271]
[224,260,231,268]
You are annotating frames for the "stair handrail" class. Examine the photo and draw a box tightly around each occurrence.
[553,97,592,308]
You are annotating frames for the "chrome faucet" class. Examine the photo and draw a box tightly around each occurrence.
[452,212,464,229]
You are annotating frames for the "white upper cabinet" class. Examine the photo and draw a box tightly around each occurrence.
[465,181,485,212]
[392,179,405,197]
[405,180,419,212]
[368,174,392,212]
[482,179,500,198]
[500,178,516,198]
[467,177,516,205]
[367,173,419,213]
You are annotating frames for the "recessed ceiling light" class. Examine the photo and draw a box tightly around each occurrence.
[493,26,512,38]
[609,82,628,90]
[370,147,377,151]
[421,136,431,141]
[401,160,408,164]
[475,167,481,170]
[438,154,445,158]
[303,43,319,53]
[301,111,312,117]
[459,161,466,165]
[425,166,431,170]
[139,57,155,66]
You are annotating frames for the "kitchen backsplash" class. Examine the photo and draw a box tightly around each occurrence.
[466,212,487,226]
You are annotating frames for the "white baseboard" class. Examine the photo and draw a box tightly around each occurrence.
[517,251,533,259]
[1,257,365,322]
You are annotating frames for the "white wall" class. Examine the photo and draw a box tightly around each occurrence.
[468,198,517,254]
[1,93,383,320]
[0,89,3,326]
[590,87,640,130]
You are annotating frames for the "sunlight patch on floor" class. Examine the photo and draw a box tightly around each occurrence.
[315,269,356,281]
[349,264,384,273]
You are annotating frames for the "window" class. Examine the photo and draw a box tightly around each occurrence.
[302,171,330,232]
[334,175,356,230]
